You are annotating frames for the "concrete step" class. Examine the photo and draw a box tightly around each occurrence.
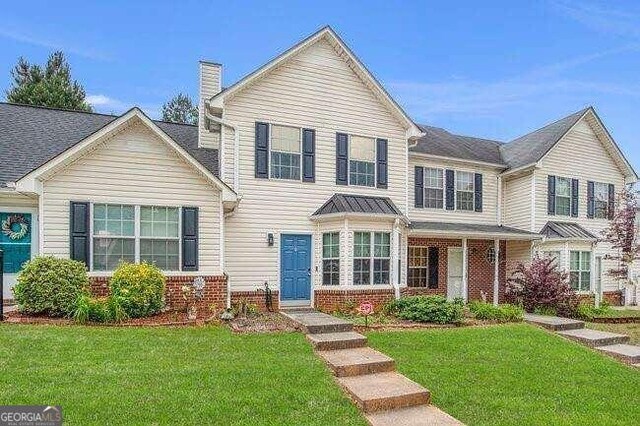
[596,344,640,364]
[337,372,430,413]
[281,310,353,334]
[307,331,367,351]
[366,405,465,426]
[318,347,395,377]
[557,328,630,347]
[524,313,585,331]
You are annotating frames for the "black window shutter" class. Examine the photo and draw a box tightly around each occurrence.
[428,247,439,289]
[414,166,424,208]
[69,201,90,267]
[547,175,556,215]
[182,207,199,271]
[376,138,388,189]
[608,184,615,220]
[571,178,579,217]
[336,133,349,185]
[587,181,595,218]
[445,169,455,210]
[255,122,269,178]
[474,173,483,212]
[302,128,315,182]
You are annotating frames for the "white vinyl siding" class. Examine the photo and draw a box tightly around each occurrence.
[221,38,407,291]
[41,122,222,274]
[503,173,532,230]
[535,117,627,292]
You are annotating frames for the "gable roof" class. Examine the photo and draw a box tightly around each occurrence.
[410,221,541,240]
[499,107,589,169]
[540,221,597,240]
[411,125,505,166]
[0,103,219,188]
[209,26,422,138]
[312,193,403,217]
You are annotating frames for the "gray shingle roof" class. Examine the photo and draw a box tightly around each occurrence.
[312,193,403,216]
[540,221,597,240]
[410,221,539,237]
[411,125,505,165]
[499,107,589,169]
[0,103,218,187]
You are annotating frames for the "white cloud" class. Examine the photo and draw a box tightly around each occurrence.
[86,94,162,119]
[85,94,116,106]
[551,0,640,38]
[0,27,111,61]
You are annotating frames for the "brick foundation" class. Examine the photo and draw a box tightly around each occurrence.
[230,290,280,312]
[603,290,624,306]
[90,275,227,312]
[407,237,507,303]
[314,289,395,313]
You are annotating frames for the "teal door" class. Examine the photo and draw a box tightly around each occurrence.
[1,212,32,274]
[280,234,311,301]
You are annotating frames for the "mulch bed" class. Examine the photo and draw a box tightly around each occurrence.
[2,309,220,327]
[353,318,523,332]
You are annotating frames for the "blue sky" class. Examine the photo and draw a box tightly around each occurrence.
[1,0,639,170]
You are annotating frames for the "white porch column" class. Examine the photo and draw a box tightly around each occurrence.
[563,241,570,271]
[391,219,401,300]
[462,238,468,302]
[592,241,599,308]
[493,239,500,306]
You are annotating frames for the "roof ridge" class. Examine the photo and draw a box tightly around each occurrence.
[506,106,591,144]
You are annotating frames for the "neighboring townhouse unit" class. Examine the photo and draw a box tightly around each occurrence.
[0,26,637,309]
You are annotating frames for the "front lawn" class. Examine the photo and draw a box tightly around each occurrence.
[368,324,639,426]
[0,325,365,426]
[588,321,640,345]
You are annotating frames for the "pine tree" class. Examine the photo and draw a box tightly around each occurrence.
[6,51,92,112]
[161,93,198,125]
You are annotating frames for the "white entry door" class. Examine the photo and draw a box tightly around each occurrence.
[447,247,464,301]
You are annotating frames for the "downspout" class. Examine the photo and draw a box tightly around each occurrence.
[203,102,239,309]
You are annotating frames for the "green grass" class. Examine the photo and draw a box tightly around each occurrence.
[0,325,365,426]
[368,324,639,426]
[599,309,640,318]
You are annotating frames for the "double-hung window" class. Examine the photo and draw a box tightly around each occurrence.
[456,171,474,211]
[140,206,180,270]
[353,232,391,285]
[349,135,375,187]
[92,204,180,272]
[424,168,444,209]
[93,204,135,271]
[570,251,591,291]
[408,246,428,287]
[270,125,301,180]
[322,232,340,285]
[555,177,571,216]
[594,182,609,219]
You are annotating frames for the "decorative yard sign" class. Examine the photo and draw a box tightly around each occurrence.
[0,213,32,274]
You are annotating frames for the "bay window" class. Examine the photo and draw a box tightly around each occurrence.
[92,203,180,272]
[353,231,391,285]
[322,232,340,285]
[570,251,591,292]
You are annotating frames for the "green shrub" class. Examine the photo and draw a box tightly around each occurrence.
[13,256,89,317]
[109,262,165,318]
[74,294,129,324]
[468,301,524,322]
[387,296,463,324]
[573,301,612,321]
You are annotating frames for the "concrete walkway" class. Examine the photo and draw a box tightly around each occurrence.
[283,309,463,425]
[524,313,640,367]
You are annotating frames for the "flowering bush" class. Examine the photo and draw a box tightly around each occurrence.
[109,262,165,318]
[507,256,578,317]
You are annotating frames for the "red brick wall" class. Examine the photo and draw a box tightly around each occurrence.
[603,290,623,306]
[314,289,395,313]
[406,237,507,302]
[231,290,280,312]
[90,275,227,312]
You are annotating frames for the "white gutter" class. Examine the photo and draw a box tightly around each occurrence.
[204,102,240,193]
[203,102,239,310]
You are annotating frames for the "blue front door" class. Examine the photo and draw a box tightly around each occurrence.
[280,234,311,301]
